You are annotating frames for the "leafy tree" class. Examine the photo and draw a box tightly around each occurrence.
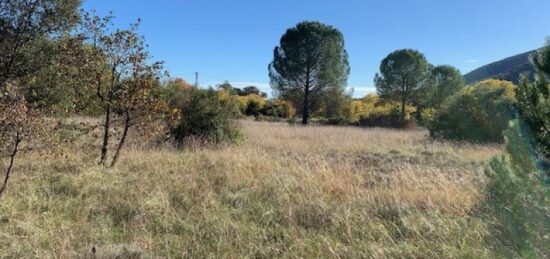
[427,65,465,108]
[218,84,268,98]
[238,94,266,116]
[217,81,242,96]
[262,99,296,118]
[374,49,431,126]
[157,78,194,107]
[517,40,550,157]
[216,88,242,116]
[241,86,267,98]
[347,100,369,124]
[269,21,350,125]
[24,37,102,115]
[109,50,164,167]
[0,0,80,197]
[172,78,193,90]
[313,87,353,121]
[77,11,163,166]
[355,94,417,128]
[429,80,516,143]
[0,0,80,87]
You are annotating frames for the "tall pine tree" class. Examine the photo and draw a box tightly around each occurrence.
[269,21,350,125]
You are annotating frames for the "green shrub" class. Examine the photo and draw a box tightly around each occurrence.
[485,119,550,258]
[261,99,296,119]
[309,94,418,128]
[168,88,242,145]
[419,107,437,128]
[429,79,516,143]
[315,90,353,120]
[237,94,267,116]
[356,94,417,128]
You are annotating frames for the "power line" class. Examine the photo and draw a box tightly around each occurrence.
[171,72,229,86]
[201,73,228,82]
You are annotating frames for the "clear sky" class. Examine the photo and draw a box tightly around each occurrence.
[83,0,550,97]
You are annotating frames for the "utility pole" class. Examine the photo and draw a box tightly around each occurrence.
[194,72,199,87]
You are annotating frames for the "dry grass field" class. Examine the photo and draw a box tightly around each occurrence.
[0,120,504,258]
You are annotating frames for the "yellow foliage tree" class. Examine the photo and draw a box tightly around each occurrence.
[237,94,267,116]
[429,79,516,142]
[348,100,368,123]
[350,93,417,127]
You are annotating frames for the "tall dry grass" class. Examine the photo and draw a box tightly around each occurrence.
[0,120,503,258]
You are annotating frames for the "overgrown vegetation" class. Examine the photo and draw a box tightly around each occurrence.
[1,1,549,257]
[341,94,417,128]
[485,119,550,258]
[481,42,550,258]
[517,40,550,157]
[428,80,516,143]
[0,120,504,257]
[1,0,80,196]
[167,87,242,145]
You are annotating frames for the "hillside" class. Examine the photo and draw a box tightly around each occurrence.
[464,50,536,84]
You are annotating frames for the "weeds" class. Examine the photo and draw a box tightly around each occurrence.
[0,120,503,258]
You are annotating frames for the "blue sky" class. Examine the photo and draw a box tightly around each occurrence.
[83,0,550,97]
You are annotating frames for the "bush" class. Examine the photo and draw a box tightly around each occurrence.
[429,79,516,143]
[261,99,296,119]
[167,88,242,145]
[237,94,267,116]
[419,108,437,128]
[485,119,550,257]
[346,100,368,123]
[359,102,417,128]
[304,94,417,128]
[355,94,417,128]
[236,95,296,119]
[315,90,352,120]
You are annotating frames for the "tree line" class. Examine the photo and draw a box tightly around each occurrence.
[268,21,548,156]
[1,1,548,204]
[268,21,466,128]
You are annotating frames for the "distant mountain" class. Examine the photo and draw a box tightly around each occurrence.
[464,50,537,84]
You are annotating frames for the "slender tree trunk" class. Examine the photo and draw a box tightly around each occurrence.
[302,86,309,125]
[302,67,311,125]
[100,105,111,165]
[110,110,130,168]
[0,132,22,198]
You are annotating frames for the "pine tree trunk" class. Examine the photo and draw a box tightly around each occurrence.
[302,68,311,125]
[302,86,309,125]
